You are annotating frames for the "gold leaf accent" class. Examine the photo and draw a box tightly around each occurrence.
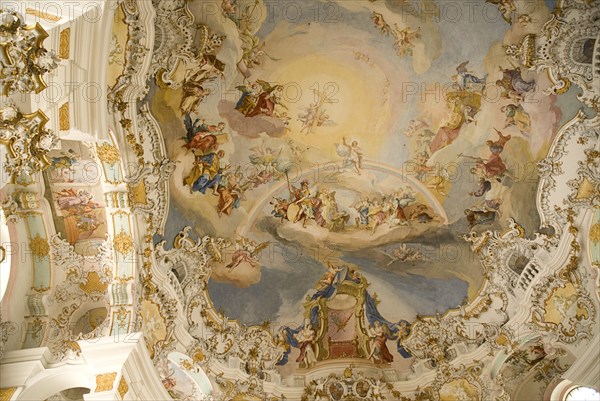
[114,230,134,255]
[29,234,49,258]
[192,349,205,362]
[79,271,109,294]
[495,333,509,346]
[129,182,147,205]
[180,359,194,371]
[0,388,17,401]
[58,103,69,131]
[26,8,61,22]
[96,143,121,165]
[59,28,70,59]
[590,223,600,244]
[118,376,129,399]
[555,77,571,94]
[95,372,117,392]
[576,178,596,199]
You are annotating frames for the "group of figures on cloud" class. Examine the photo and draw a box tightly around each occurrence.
[371,11,421,57]
[269,179,438,235]
[277,264,412,368]
[221,0,277,75]
[235,79,289,120]
[270,180,350,232]
[405,61,535,159]
[463,128,514,228]
[225,236,270,271]
[335,137,364,175]
[181,115,245,217]
[182,115,293,217]
[402,57,537,229]
[179,53,226,115]
[352,190,437,234]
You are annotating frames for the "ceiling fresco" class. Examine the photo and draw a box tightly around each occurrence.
[143,0,586,377]
[0,0,598,399]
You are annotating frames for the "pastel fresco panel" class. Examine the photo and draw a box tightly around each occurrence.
[148,0,574,376]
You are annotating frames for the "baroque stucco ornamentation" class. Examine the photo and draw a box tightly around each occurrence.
[95,372,118,392]
[0,9,59,95]
[44,235,112,359]
[49,235,113,304]
[566,119,600,208]
[0,102,59,182]
[0,310,18,361]
[148,0,197,89]
[124,105,176,234]
[96,142,122,166]
[108,0,152,105]
[152,227,291,393]
[528,211,597,344]
[114,230,135,256]
[536,111,598,232]
[463,218,556,293]
[533,0,600,109]
[301,368,389,401]
[214,373,283,401]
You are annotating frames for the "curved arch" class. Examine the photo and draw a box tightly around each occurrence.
[18,366,94,401]
[237,160,448,236]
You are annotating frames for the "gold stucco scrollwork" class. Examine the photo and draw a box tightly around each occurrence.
[114,230,134,255]
[590,223,600,244]
[0,10,59,95]
[0,103,59,182]
[29,234,49,259]
[96,143,121,166]
[59,103,70,131]
[0,387,17,401]
[59,28,71,59]
[95,372,117,392]
[118,376,129,398]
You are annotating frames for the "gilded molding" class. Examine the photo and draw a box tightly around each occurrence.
[59,28,71,59]
[58,103,70,131]
[25,8,61,23]
[0,388,17,401]
[95,372,117,392]
[114,230,134,255]
[118,376,129,398]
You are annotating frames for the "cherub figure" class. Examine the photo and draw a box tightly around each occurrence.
[226,237,269,271]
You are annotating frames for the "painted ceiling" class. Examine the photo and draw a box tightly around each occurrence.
[1,0,598,400]
[145,0,583,374]
[129,0,598,395]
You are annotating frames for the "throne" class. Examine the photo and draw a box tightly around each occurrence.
[300,271,371,362]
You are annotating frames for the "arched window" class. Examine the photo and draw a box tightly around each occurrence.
[564,386,600,401]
